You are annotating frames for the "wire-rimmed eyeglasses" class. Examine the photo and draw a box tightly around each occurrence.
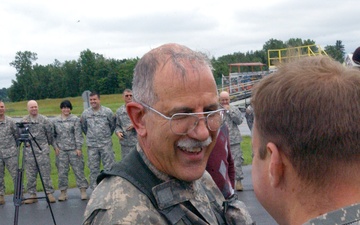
[139,102,226,135]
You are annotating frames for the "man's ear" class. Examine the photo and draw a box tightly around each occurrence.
[267,142,284,188]
[126,102,147,137]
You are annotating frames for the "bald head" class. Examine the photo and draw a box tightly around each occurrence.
[219,91,230,99]
[132,43,213,105]
[219,91,230,109]
[27,100,39,117]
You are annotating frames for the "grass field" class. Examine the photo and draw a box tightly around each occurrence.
[3,96,253,195]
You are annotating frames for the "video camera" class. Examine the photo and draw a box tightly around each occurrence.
[16,122,38,141]
[15,122,37,128]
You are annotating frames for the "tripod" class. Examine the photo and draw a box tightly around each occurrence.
[13,124,57,225]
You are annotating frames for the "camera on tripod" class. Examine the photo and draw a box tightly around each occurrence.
[16,122,36,141]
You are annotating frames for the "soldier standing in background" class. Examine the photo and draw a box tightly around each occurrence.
[219,91,245,191]
[115,89,137,159]
[81,91,115,190]
[0,100,19,205]
[21,100,56,204]
[53,100,88,201]
[245,104,254,132]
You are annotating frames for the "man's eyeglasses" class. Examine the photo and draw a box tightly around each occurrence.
[139,102,226,135]
[125,94,133,97]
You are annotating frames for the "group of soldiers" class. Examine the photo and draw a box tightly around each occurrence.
[0,89,137,205]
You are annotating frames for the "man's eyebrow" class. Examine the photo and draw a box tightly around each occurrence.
[167,106,193,115]
[168,103,219,115]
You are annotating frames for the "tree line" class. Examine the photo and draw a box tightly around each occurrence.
[6,38,345,102]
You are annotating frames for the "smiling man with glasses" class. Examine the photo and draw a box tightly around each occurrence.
[83,43,253,225]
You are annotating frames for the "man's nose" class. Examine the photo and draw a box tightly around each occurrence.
[188,117,210,141]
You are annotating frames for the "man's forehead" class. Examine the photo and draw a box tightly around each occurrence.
[28,102,37,107]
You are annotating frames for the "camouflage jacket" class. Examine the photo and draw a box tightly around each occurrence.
[244,105,254,125]
[303,203,360,225]
[21,114,54,154]
[81,106,115,147]
[114,105,137,147]
[83,147,253,225]
[0,116,19,158]
[52,114,83,151]
[224,105,243,145]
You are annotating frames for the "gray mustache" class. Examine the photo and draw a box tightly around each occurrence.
[177,137,212,149]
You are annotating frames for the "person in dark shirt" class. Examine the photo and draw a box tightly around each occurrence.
[206,124,235,199]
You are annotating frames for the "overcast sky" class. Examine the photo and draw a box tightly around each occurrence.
[0,0,359,89]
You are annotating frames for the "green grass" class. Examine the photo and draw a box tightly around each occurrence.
[5,94,123,117]
[3,95,253,195]
[241,136,253,165]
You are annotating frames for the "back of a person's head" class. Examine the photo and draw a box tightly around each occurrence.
[352,46,360,65]
[252,56,360,186]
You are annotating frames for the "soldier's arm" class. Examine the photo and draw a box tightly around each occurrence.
[114,108,125,134]
[52,119,60,150]
[44,117,55,148]
[229,106,243,125]
[108,110,116,135]
[74,117,84,151]
[80,112,87,135]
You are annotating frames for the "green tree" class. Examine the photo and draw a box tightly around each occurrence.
[325,40,345,63]
[117,58,138,91]
[0,88,9,102]
[262,39,286,66]
[78,49,101,92]
[8,51,38,101]
[62,60,81,97]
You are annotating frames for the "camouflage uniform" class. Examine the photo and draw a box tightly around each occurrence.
[303,203,360,225]
[81,106,115,189]
[21,114,55,194]
[224,105,244,181]
[245,105,254,132]
[115,105,137,159]
[0,116,19,196]
[53,114,88,191]
[83,146,254,225]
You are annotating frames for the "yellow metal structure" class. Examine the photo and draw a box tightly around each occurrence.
[267,44,328,71]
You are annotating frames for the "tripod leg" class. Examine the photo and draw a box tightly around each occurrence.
[28,141,57,225]
[13,142,26,225]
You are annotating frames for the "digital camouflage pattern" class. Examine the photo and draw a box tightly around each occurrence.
[0,116,19,195]
[83,147,254,225]
[21,114,55,194]
[303,203,360,225]
[81,106,116,189]
[224,105,244,181]
[53,114,88,190]
[81,106,115,148]
[115,105,137,158]
[87,144,115,189]
[53,114,83,151]
[245,105,254,132]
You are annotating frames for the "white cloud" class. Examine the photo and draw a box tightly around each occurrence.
[0,0,359,89]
